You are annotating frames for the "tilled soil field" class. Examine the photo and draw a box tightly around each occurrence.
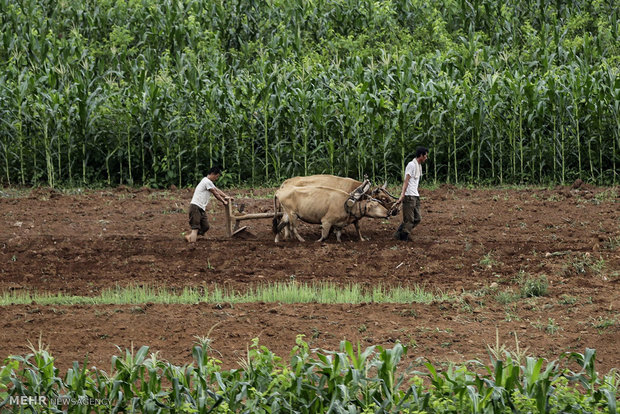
[0,183,618,373]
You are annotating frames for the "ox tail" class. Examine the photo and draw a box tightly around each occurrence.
[272,195,282,234]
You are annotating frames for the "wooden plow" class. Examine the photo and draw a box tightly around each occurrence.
[224,202,281,237]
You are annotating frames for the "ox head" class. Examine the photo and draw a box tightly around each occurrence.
[369,183,400,216]
[360,198,390,219]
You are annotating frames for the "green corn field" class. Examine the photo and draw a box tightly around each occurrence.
[1,337,618,413]
[0,0,619,188]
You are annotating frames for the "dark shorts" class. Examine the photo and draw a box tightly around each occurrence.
[188,204,210,235]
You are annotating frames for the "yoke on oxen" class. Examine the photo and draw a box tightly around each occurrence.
[344,179,401,217]
[345,179,371,209]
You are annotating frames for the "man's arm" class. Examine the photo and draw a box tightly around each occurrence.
[215,187,230,199]
[398,174,411,203]
[209,187,230,205]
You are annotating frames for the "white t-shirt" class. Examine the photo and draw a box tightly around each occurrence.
[404,159,422,197]
[190,177,216,210]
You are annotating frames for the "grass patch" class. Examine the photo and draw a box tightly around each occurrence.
[603,236,620,250]
[517,272,548,298]
[590,316,617,332]
[495,288,520,304]
[558,294,578,305]
[232,191,276,200]
[531,318,562,334]
[0,188,32,198]
[594,188,618,202]
[563,253,605,276]
[0,283,449,306]
[479,251,499,269]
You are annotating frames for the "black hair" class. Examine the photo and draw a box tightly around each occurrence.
[208,166,222,175]
[415,147,429,158]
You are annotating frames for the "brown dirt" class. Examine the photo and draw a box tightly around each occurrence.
[0,184,618,373]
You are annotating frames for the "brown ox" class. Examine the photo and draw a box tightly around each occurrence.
[275,175,398,241]
[280,175,397,206]
[280,175,361,192]
[272,185,389,243]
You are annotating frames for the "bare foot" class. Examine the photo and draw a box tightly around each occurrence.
[185,230,198,243]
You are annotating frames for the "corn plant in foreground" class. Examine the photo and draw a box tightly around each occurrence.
[0,337,617,413]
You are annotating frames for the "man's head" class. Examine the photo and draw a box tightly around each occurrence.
[207,166,222,181]
[415,147,429,163]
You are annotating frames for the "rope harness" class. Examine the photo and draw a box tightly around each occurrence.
[344,182,400,219]
[370,187,401,216]
[344,194,389,220]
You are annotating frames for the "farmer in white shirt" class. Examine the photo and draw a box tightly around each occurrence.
[394,147,429,241]
[185,166,231,243]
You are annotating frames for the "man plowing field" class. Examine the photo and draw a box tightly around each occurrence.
[185,166,232,243]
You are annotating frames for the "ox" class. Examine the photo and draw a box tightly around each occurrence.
[281,174,398,209]
[280,174,361,192]
[275,175,399,241]
[272,185,390,242]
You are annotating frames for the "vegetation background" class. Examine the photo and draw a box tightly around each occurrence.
[1,0,619,188]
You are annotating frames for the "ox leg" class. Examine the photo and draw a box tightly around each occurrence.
[335,228,343,242]
[318,220,332,242]
[292,226,305,242]
[289,216,305,242]
[275,213,289,242]
[354,220,366,241]
[278,216,293,241]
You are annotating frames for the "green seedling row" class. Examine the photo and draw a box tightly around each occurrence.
[1,337,617,413]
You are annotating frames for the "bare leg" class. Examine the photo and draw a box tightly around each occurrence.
[185,229,198,243]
